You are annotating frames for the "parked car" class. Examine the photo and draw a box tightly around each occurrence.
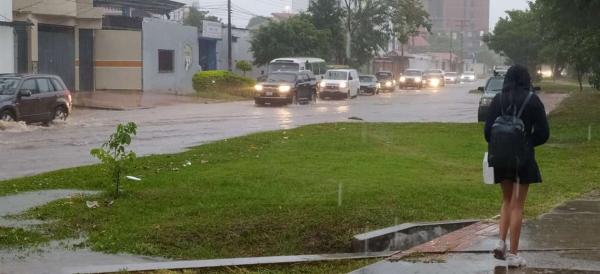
[477,76,504,122]
[318,69,360,99]
[444,72,459,84]
[375,71,396,91]
[254,71,317,106]
[0,74,72,124]
[359,75,379,95]
[423,69,446,88]
[460,71,477,82]
[399,69,423,89]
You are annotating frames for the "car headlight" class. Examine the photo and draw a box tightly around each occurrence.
[254,84,263,91]
[339,82,348,89]
[319,81,326,88]
[393,80,397,85]
[415,77,421,82]
[400,76,406,82]
[278,85,291,93]
[481,97,492,105]
[431,78,440,87]
[376,83,381,88]
[385,81,392,87]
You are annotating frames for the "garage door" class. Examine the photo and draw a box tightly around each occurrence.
[38,24,75,90]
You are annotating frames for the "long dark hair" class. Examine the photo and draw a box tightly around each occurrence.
[502,65,532,94]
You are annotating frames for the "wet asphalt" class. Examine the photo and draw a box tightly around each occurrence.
[0,81,565,180]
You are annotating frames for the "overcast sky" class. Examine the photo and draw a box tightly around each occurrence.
[181,0,530,30]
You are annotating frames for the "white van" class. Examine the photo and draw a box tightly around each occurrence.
[269,58,328,78]
[318,69,360,99]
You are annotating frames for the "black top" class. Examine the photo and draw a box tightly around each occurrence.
[484,89,550,148]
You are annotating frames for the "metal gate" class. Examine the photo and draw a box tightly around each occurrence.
[38,24,75,90]
[14,25,28,74]
[78,29,94,91]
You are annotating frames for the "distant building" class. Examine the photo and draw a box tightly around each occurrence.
[422,0,490,60]
[0,0,15,73]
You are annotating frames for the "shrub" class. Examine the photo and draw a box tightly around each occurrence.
[192,70,255,94]
[235,61,253,76]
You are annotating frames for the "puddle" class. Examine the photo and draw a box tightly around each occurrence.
[0,189,166,274]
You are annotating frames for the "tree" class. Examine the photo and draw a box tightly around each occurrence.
[250,16,328,66]
[388,0,431,56]
[339,0,391,67]
[307,0,345,63]
[183,7,221,30]
[247,16,269,29]
[235,60,252,76]
[483,9,543,74]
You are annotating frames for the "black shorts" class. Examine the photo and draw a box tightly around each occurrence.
[494,158,542,184]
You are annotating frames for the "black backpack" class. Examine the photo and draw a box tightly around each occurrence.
[488,91,534,170]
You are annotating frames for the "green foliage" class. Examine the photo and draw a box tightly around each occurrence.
[308,0,346,63]
[250,16,328,66]
[183,7,221,30]
[246,16,270,29]
[344,0,392,67]
[90,122,137,198]
[388,0,432,55]
[235,61,253,76]
[192,70,255,94]
[484,8,543,72]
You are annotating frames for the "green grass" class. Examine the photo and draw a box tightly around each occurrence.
[1,93,599,265]
[537,79,597,93]
[0,227,49,248]
[194,87,254,101]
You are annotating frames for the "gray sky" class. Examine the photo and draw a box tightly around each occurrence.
[182,0,530,30]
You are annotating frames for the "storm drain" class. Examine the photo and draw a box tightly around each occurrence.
[352,219,479,253]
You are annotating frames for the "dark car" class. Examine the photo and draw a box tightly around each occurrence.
[375,71,396,91]
[477,76,504,122]
[254,71,317,106]
[399,69,423,89]
[0,74,72,124]
[359,75,379,95]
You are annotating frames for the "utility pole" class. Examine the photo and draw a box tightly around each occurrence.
[227,0,232,71]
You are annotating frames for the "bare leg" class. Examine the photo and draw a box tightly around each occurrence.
[499,180,514,241]
[509,183,529,254]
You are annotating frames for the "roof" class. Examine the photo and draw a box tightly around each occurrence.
[93,0,184,15]
[271,58,326,63]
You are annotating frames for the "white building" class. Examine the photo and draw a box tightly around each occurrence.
[0,0,15,73]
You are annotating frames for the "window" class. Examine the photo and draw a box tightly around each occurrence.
[158,49,174,73]
[20,79,38,94]
[50,78,65,91]
[36,78,53,93]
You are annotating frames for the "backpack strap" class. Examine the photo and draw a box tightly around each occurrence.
[517,92,534,118]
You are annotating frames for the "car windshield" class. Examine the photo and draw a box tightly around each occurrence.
[446,72,458,76]
[0,78,20,95]
[376,72,393,80]
[359,76,375,82]
[486,78,504,93]
[425,70,442,75]
[325,71,348,80]
[270,62,300,72]
[404,70,422,76]
[463,72,475,75]
[266,73,296,83]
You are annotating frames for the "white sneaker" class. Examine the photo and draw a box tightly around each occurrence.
[506,253,527,268]
[493,240,507,260]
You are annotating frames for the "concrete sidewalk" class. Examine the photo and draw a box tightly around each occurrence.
[351,191,600,274]
[72,90,235,110]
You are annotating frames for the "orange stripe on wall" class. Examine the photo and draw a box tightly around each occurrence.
[94,61,143,68]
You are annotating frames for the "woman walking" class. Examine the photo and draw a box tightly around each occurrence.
[484,65,549,268]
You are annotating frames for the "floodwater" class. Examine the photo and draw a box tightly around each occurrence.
[0,190,164,274]
[0,81,566,180]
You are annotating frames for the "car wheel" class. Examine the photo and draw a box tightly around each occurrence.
[292,93,298,105]
[1,110,15,122]
[52,106,69,121]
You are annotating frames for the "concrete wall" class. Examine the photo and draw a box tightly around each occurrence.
[13,0,103,20]
[142,18,199,94]
[94,30,142,90]
[0,0,14,73]
[218,27,264,79]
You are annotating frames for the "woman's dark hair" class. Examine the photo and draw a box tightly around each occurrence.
[502,65,531,93]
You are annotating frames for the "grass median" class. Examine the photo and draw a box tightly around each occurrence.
[1,93,599,267]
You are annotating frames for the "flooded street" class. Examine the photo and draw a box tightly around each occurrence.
[0,81,564,180]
